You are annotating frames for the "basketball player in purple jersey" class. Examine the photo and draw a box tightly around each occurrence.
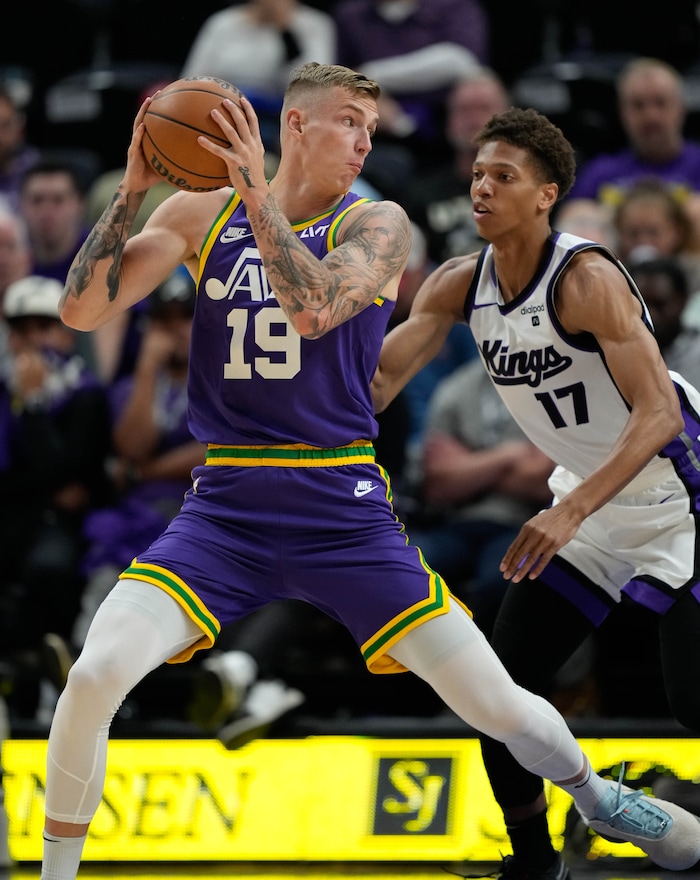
[41,67,700,880]
[373,106,700,878]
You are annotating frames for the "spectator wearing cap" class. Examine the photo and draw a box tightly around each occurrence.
[0,276,112,720]
[43,271,206,695]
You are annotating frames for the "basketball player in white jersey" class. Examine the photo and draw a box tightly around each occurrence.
[373,106,700,879]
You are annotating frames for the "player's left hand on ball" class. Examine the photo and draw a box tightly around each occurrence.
[125,95,168,190]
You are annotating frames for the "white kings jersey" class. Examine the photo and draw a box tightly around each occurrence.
[464,231,700,491]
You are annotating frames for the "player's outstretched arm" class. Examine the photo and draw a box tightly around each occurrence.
[372,256,475,413]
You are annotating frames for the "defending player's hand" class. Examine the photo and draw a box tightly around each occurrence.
[500,504,583,582]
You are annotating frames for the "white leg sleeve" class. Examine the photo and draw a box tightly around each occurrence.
[45,579,203,825]
[388,600,585,783]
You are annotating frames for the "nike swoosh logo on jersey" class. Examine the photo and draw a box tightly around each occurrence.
[354,481,378,497]
[220,227,250,243]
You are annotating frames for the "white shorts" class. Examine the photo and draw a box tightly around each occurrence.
[550,465,699,606]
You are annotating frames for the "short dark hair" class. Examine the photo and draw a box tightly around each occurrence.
[474,107,577,201]
[628,255,690,299]
[20,156,88,198]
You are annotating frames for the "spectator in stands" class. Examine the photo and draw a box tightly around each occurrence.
[181,0,336,152]
[403,68,510,264]
[19,158,91,284]
[0,203,29,299]
[0,84,39,216]
[0,202,31,370]
[628,254,700,389]
[612,176,700,291]
[332,0,488,195]
[566,57,700,209]
[405,358,554,638]
[551,198,617,249]
[18,159,99,373]
[0,276,111,719]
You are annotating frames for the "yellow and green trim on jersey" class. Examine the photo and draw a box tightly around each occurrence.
[119,561,221,663]
[361,547,473,674]
[205,439,376,467]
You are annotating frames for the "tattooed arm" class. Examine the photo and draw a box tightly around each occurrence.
[252,196,412,338]
[60,95,210,332]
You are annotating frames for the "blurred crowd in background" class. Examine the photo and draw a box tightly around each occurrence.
[2,0,700,748]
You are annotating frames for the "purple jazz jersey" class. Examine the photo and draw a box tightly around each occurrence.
[122,190,462,673]
[187,191,387,447]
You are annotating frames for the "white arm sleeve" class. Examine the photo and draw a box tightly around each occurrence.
[361,44,481,92]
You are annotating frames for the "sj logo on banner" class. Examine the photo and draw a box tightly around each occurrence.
[372,757,452,835]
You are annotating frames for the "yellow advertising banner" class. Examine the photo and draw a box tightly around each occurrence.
[4,736,699,863]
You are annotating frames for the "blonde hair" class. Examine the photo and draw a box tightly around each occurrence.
[283,62,380,113]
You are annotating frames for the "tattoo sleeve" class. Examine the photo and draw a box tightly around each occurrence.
[63,189,145,306]
[247,195,412,338]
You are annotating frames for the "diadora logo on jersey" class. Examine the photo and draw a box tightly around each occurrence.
[354,480,378,497]
[204,245,277,303]
[220,226,250,243]
[480,339,572,387]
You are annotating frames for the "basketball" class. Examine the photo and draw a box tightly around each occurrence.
[142,76,245,192]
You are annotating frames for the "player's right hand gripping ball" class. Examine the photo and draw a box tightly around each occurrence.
[142,76,245,192]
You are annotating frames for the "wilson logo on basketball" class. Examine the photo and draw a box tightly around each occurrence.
[147,153,223,193]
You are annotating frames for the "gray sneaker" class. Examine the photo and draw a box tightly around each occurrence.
[582,777,700,869]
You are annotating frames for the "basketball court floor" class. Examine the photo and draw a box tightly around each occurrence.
[5,861,700,880]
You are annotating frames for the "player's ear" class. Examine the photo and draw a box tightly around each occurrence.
[286,107,304,135]
[540,182,558,211]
